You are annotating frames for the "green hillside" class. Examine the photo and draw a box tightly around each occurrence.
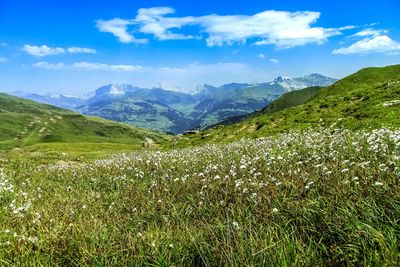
[259,86,323,115]
[0,93,168,153]
[177,65,400,146]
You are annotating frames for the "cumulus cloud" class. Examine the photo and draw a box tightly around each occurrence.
[33,61,143,71]
[333,35,400,55]
[96,7,352,48]
[23,45,97,57]
[202,14,352,48]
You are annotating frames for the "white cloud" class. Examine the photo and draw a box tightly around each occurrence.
[0,57,7,63]
[96,18,148,44]
[33,61,143,71]
[73,62,142,71]
[270,58,279,64]
[67,47,96,54]
[24,45,65,57]
[353,28,387,37]
[201,14,353,48]
[23,45,97,57]
[258,53,265,59]
[333,35,400,55]
[96,7,352,48]
[136,7,195,40]
[33,62,66,69]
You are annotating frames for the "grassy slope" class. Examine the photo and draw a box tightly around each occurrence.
[259,86,322,115]
[0,93,168,155]
[177,65,400,146]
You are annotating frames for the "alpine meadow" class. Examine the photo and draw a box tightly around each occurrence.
[1,1,400,266]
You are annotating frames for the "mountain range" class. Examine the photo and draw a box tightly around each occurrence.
[12,74,337,134]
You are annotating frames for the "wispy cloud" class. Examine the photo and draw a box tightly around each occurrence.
[33,61,143,71]
[66,47,96,54]
[31,61,274,91]
[96,7,353,48]
[24,45,65,57]
[0,57,7,63]
[333,34,400,55]
[352,28,387,37]
[270,58,279,64]
[148,62,271,89]
[258,53,265,59]
[23,45,97,57]
[96,18,148,44]
[135,7,195,41]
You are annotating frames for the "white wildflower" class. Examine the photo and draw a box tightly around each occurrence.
[232,221,240,229]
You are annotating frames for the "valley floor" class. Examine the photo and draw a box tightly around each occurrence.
[1,126,400,265]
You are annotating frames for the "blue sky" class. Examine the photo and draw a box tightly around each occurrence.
[0,0,399,95]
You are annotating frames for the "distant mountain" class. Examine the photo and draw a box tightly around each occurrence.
[11,73,337,134]
[11,91,86,109]
[269,73,337,91]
